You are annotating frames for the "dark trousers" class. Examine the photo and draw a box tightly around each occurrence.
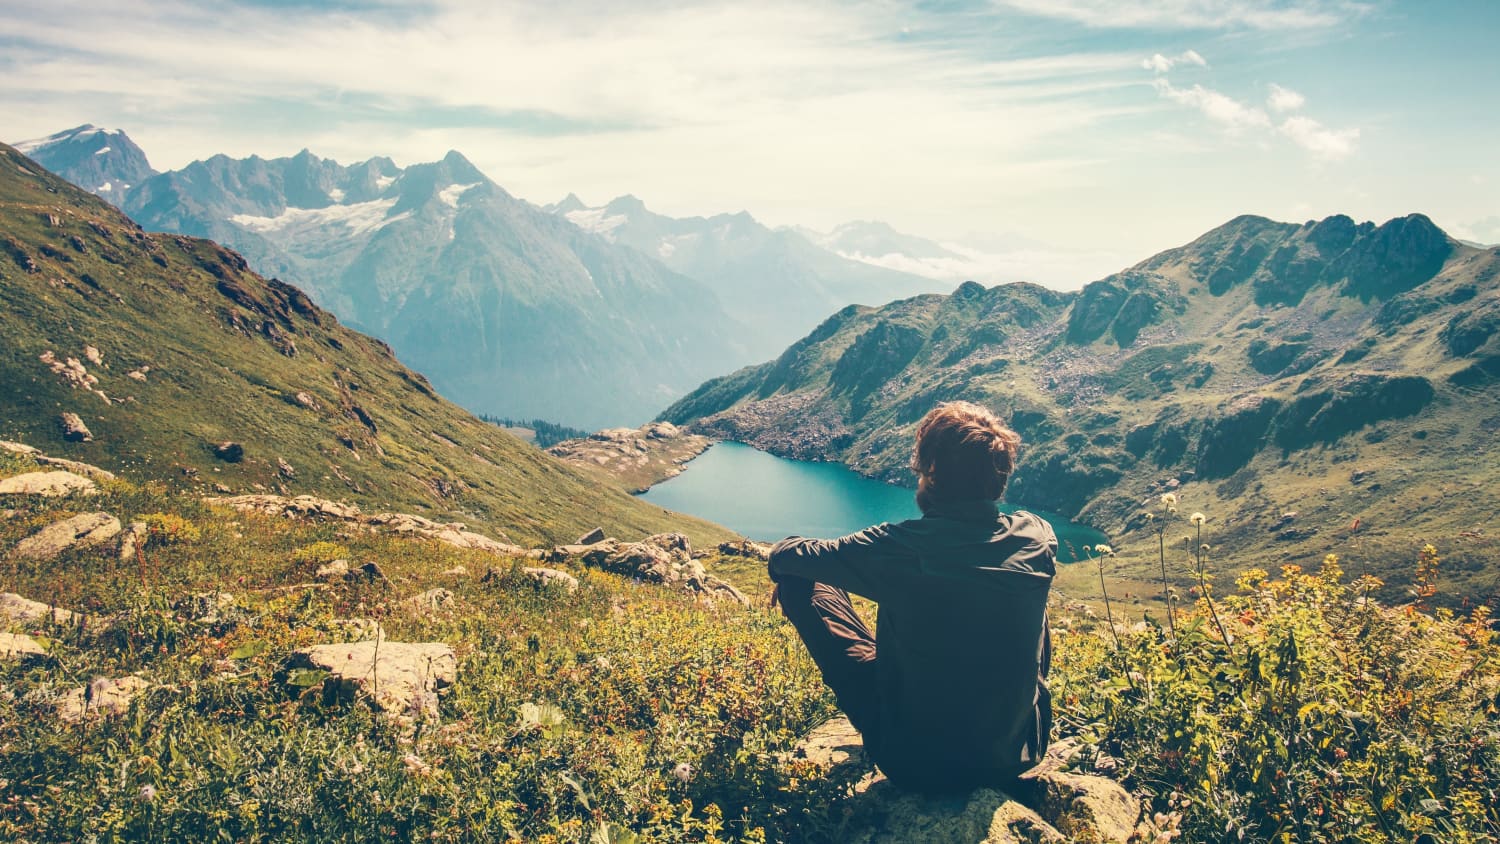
[776,575,882,741]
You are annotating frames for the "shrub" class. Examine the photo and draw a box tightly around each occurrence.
[1054,552,1500,842]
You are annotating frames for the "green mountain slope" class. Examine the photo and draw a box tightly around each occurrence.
[0,143,730,547]
[662,213,1500,598]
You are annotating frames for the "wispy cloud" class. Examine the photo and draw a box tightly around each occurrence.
[1153,79,1271,130]
[1277,115,1359,159]
[992,0,1367,30]
[0,0,1154,234]
[1266,83,1307,112]
[1149,58,1358,160]
[1142,49,1207,73]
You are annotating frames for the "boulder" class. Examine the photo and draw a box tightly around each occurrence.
[12,512,122,559]
[284,641,457,718]
[718,539,772,560]
[315,559,352,580]
[0,632,47,662]
[57,676,150,723]
[522,567,580,592]
[578,533,748,605]
[0,470,97,497]
[59,412,93,442]
[576,527,606,545]
[117,521,147,561]
[1,592,79,627]
[214,441,245,462]
[366,512,522,555]
[406,588,457,614]
[795,716,1141,844]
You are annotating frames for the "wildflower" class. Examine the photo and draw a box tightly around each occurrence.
[1093,543,1115,556]
[672,762,693,783]
[1189,512,1205,526]
[1201,544,1211,553]
[138,784,157,803]
[1144,512,1155,522]
[402,754,432,777]
[1159,492,1178,510]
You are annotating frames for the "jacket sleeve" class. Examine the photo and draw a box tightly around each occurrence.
[767,523,914,602]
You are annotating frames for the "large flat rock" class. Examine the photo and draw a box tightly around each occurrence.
[285,640,457,718]
[0,470,98,497]
[11,512,121,559]
[794,716,1142,844]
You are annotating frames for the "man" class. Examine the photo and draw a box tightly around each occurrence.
[769,401,1055,793]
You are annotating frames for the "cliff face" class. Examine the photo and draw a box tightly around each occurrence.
[662,214,1500,595]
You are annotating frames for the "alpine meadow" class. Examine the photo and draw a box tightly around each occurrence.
[2,2,1499,842]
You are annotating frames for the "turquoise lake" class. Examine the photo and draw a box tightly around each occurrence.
[640,441,1105,563]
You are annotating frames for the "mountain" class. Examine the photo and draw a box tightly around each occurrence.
[802,219,1121,291]
[661,213,1500,597]
[117,149,746,430]
[0,141,730,547]
[12,125,156,204]
[547,195,947,358]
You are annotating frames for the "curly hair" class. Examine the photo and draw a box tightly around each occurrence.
[911,401,1022,512]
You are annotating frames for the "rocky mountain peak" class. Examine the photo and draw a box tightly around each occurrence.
[11,124,156,206]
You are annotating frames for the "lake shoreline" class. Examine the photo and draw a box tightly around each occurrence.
[640,441,1108,561]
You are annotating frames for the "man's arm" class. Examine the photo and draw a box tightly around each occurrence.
[767,523,913,602]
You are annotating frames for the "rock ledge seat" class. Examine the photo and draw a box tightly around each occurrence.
[794,716,1149,843]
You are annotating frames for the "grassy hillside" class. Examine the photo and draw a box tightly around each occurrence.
[2,448,1495,842]
[661,215,1500,602]
[0,143,730,548]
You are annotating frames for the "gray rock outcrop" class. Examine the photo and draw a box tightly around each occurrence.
[0,632,48,661]
[59,412,93,442]
[1,592,80,627]
[12,512,122,559]
[207,494,522,555]
[57,676,150,723]
[576,533,747,605]
[794,716,1143,844]
[0,470,98,497]
[284,640,457,718]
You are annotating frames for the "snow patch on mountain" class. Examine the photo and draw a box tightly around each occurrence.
[14,125,115,154]
[439,182,480,209]
[230,198,402,237]
[565,207,627,239]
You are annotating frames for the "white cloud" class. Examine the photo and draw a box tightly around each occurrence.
[1153,79,1271,130]
[1267,83,1306,112]
[1142,49,1208,73]
[1278,115,1359,159]
[993,0,1366,30]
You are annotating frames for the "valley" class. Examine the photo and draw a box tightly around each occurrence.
[661,214,1500,604]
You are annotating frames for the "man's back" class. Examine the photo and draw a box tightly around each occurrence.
[769,500,1056,791]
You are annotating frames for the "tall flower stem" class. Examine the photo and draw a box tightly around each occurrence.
[1193,522,1233,652]
[1157,528,1176,639]
[1095,549,1122,651]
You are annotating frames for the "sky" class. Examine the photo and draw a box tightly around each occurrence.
[2,0,1498,287]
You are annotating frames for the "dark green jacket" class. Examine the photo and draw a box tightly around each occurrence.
[769,499,1056,791]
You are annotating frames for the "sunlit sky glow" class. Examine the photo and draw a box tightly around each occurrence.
[3,0,1497,286]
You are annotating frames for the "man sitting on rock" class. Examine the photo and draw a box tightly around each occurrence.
[770,401,1056,793]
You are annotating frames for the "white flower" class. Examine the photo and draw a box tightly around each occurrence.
[1189,512,1206,526]
[1093,543,1115,556]
[1160,493,1179,507]
[138,784,157,803]
[672,762,693,783]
